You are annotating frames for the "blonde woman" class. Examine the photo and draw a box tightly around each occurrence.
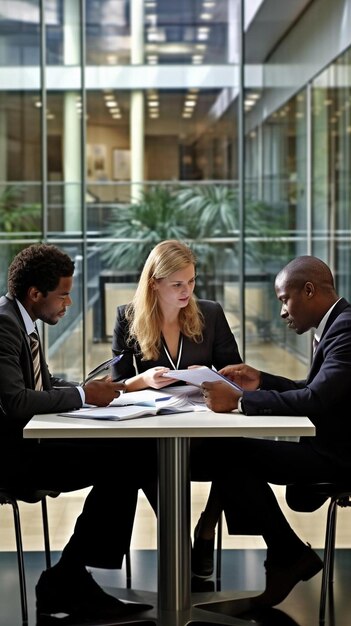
[111,239,242,578]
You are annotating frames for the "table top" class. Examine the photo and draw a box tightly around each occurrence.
[23,411,315,439]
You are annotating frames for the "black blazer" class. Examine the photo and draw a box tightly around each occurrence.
[241,298,351,466]
[0,295,82,439]
[111,299,242,381]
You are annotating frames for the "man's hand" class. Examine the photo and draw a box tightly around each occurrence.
[84,379,126,406]
[201,381,241,413]
[219,364,261,390]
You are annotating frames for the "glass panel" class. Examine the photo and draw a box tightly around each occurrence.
[0,91,42,240]
[85,0,232,66]
[46,0,81,66]
[86,0,131,65]
[47,91,83,234]
[312,46,351,300]
[0,0,40,66]
[245,89,309,368]
[46,242,84,380]
[144,0,230,66]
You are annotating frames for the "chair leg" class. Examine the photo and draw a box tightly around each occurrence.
[328,500,338,584]
[11,500,28,624]
[125,550,132,589]
[41,497,52,569]
[215,512,222,591]
[319,497,338,623]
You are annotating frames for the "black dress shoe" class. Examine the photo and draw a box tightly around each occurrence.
[192,515,214,579]
[36,565,152,618]
[251,544,323,609]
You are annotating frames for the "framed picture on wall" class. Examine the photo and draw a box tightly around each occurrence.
[87,144,108,181]
[113,149,131,180]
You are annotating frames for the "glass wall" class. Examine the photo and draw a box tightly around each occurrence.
[312,47,351,298]
[0,0,240,381]
[1,0,351,381]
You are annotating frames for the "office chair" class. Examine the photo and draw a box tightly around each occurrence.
[215,513,223,590]
[286,482,351,623]
[0,488,59,624]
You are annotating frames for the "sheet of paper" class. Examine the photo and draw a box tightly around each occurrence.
[110,385,204,407]
[162,366,242,391]
[59,405,156,420]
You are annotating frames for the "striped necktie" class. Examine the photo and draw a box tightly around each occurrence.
[29,331,43,391]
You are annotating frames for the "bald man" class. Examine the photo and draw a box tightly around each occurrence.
[195,256,351,613]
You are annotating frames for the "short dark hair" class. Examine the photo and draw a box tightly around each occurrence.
[8,243,75,301]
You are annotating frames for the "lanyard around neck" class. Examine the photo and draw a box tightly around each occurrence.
[162,335,183,370]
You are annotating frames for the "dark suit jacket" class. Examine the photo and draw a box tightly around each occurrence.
[111,299,242,380]
[241,297,351,467]
[0,295,82,440]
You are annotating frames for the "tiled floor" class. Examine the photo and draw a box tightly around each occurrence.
[0,544,351,626]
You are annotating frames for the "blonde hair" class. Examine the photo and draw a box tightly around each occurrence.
[126,240,204,360]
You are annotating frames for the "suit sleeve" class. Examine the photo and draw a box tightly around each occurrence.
[0,315,82,427]
[242,318,351,420]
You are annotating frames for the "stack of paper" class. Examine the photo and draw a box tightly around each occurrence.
[59,385,206,421]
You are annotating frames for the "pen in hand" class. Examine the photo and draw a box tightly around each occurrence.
[81,354,124,385]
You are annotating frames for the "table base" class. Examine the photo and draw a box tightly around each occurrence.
[107,588,260,626]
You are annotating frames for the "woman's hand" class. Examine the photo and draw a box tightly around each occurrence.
[219,364,261,391]
[142,366,178,389]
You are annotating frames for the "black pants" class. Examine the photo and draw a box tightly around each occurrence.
[3,438,158,569]
[193,437,347,550]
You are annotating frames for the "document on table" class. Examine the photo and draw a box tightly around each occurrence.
[162,366,243,391]
[59,385,207,421]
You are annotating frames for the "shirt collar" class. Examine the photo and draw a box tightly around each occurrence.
[16,298,36,335]
[314,298,341,342]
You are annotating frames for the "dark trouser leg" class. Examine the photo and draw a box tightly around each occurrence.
[192,436,342,562]
[217,473,306,564]
[60,479,139,569]
[9,437,158,570]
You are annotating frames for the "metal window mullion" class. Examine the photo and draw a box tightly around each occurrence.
[306,82,312,256]
[40,0,48,355]
[238,0,246,359]
[80,0,88,379]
